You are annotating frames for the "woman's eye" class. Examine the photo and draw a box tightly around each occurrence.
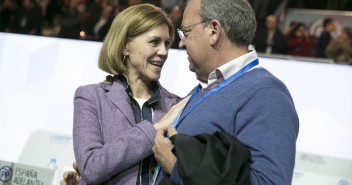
[165,41,171,48]
[150,39,160,46]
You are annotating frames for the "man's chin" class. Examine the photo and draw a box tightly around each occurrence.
[189,64,195,73]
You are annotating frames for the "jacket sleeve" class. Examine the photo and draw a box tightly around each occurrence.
[73,86,156,184]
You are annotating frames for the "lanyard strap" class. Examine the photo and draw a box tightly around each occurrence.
[155,59,258,181]
[173,59,259,128]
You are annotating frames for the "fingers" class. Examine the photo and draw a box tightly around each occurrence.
[153,129,168,153]
[73,161,80,176]
[73,161,78,171]
[154,95,190,131]
[61,171,78,185]
[75,172,80,182]
[63,171,73,180]
[59,161,80,185]
[182,95,191,102]
[72,161,80,182]
[152,129,176,174]
[175,95,190,108]
[154,129,165,141]
[167,125,178,137]
[60,179,67,185]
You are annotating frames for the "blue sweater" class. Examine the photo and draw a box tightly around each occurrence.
[171,67,299,185]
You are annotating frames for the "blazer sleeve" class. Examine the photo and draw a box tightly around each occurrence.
[73,85,156,184]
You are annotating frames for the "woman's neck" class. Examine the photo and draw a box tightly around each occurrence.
[124,73,153,99]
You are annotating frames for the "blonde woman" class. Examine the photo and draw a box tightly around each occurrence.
[72,4,186,185]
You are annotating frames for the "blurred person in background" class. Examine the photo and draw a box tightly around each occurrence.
[252,15,287,54]
[314,17,336,58]
[166,5,183,49]
[283,21,298,36]
[10,0,42,35]
[85,0,113,41]
[252,0,270,19]
[41,0,61,27]
[285,22,316,57]
[326,27,352,65]
[57,0,86,39]
[0,0,18,32]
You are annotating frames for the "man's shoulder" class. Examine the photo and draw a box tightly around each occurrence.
[238,67,289,92]
[245,67,280,83]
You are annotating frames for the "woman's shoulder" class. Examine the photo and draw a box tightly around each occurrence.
[75,76,118,95]
[74,83,103,99]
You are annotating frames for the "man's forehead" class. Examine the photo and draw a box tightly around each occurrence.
[182,1,200,25]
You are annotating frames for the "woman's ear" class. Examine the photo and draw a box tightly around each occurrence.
[123,43,129,56]
[123,48,128,56]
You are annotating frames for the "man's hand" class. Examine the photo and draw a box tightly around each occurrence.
[154,96,190,131]
[60,161,80,185]
[166,125,178,137]
[152,126,178,174]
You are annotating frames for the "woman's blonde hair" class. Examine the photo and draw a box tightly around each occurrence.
[98,4,174,75]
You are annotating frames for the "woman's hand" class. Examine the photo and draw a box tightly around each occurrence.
[60,162,80,185]
[154,96,190,131]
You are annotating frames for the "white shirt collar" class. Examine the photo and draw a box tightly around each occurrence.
[200,48,258,89]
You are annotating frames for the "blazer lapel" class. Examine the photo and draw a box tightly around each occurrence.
[152,87,177,123]
[153,102,165,123]
[101,81,136,125]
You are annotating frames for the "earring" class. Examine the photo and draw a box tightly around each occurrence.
[122,55,127,64]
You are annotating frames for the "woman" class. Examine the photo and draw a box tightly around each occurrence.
[72,4,183,185]
[285,22,316,57]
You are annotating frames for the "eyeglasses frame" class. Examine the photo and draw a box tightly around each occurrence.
[177,21,207,40]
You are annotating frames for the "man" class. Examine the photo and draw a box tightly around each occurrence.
[252,15,287,54]
[314,18,336,58]
[153,0,299,185]
[61,0,299,184]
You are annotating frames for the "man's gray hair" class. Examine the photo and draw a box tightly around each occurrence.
[199,0,257,47]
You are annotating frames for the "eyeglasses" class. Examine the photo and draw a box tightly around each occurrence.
[177,21,206,40]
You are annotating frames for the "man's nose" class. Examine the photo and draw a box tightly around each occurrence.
[178,38,185,49]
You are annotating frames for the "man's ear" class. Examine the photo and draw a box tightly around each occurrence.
[209,19,222,46]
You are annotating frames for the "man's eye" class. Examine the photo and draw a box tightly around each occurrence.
[183,30,191,37]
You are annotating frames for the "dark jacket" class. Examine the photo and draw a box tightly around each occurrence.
[160,131,250,185]
[253,28,287,54]
[315,31,332,58]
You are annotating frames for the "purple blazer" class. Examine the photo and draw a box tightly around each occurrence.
[73,78,180,185]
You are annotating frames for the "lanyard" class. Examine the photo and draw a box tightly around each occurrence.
[154,59,259,181]
[172,59,259,128]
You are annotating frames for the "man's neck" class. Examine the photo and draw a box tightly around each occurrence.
[201,44,249,85]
